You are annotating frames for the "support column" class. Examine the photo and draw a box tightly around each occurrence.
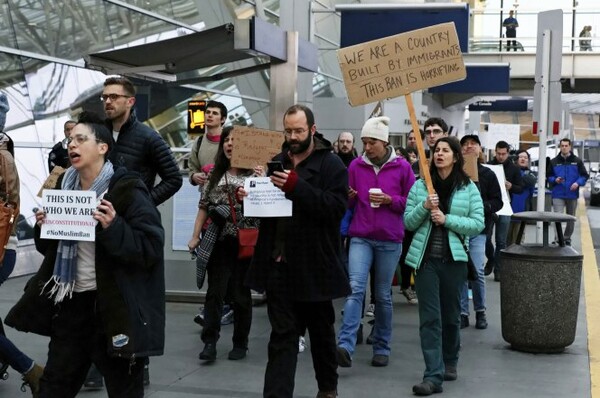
[269,31,298,131]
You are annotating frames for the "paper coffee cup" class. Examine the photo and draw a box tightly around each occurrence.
[369,188,382,208]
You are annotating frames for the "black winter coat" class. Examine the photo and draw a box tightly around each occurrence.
[246,134,351,302]
[5,167,166,359]
[108,111,182,205]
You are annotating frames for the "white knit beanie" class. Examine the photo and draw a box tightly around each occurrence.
[361,116,390,143]
[0,92,8,132]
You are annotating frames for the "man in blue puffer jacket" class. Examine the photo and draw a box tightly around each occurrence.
[547,138,589,245]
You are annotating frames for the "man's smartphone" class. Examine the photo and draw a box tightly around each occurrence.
[267,161,284,176]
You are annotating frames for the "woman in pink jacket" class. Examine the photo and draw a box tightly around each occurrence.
[336,116,415,368]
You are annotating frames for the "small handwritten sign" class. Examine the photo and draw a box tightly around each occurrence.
[337,22,466,106]
[40,190,97,241]
[231,126,285,170]
[37,166,65,197]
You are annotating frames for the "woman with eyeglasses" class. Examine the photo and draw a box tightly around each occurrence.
[404,137,484,396]
[6,111,165,397]
[188,126,261,362]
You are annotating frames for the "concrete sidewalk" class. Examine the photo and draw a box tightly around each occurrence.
[0,216,592,397]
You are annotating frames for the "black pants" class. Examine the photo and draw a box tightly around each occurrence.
[40,291,144,398]
[399,230,414,290]
[202,237,252,348]
[263,263,338,398]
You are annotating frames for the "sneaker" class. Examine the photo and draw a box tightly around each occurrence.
[475,311,488,329]
[460,314,469,329]
[371,354,389,367]
[221,308,234,325]
[298,336,307,353]
[401,288,418,305]
[412,380,443,396]
[565,238,572,246]
[336,346,352,368]
[365,303,375,317]
[444,365,457,381]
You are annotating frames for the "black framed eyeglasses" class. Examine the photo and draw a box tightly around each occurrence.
[63,134,104,148]
[100,93,131,102]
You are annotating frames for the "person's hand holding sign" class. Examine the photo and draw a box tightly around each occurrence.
[94,199,116,229]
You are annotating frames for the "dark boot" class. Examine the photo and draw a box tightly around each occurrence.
[199,343,217,361]
[22,363,44,398]
[475,311,488,329]
[316,391,337,398]
[460,314,469,329]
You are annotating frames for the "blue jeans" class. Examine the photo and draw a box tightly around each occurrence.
[0,333,34,374]
[0,249,16,286]
[460,234,486,315]
[0,249,33,375]
[338,237,401,356]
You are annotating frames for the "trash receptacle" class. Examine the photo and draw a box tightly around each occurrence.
[500,211,583,353]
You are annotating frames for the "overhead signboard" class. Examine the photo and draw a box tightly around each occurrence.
[337,22,466,106]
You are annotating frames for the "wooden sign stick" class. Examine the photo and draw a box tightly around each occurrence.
[405,93,435,195]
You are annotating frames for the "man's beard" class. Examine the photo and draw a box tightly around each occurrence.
[287,133,312,154]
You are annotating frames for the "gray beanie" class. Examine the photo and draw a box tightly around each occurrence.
[0,92,9,132]
[361,116,390,143]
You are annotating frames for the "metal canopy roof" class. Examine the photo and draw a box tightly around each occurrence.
[85,16,318,83]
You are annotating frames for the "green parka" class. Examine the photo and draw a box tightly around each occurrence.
[403,179,485,270]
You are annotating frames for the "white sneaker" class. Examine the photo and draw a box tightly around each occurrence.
[401,288,418,305]
[365,303,375,317]
[298,336,307,353]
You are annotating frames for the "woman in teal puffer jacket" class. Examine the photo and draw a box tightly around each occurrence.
[404,137,484,396]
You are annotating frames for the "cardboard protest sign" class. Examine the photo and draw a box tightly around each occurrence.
[463,153,479,182]
[38,166,65,197]
[40,190,98,241]
[338,22,466,106]
[231,126,285,170]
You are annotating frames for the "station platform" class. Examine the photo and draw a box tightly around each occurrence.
[0,197,597,398]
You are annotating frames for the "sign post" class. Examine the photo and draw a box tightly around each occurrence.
[337,22,466,194]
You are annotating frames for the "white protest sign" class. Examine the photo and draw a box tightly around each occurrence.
[482,164,513,216]
[243,177,292,217]
[40,190,98,241]
[487,123,520,150]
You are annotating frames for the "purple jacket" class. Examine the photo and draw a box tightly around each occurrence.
[348,152,416,243]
